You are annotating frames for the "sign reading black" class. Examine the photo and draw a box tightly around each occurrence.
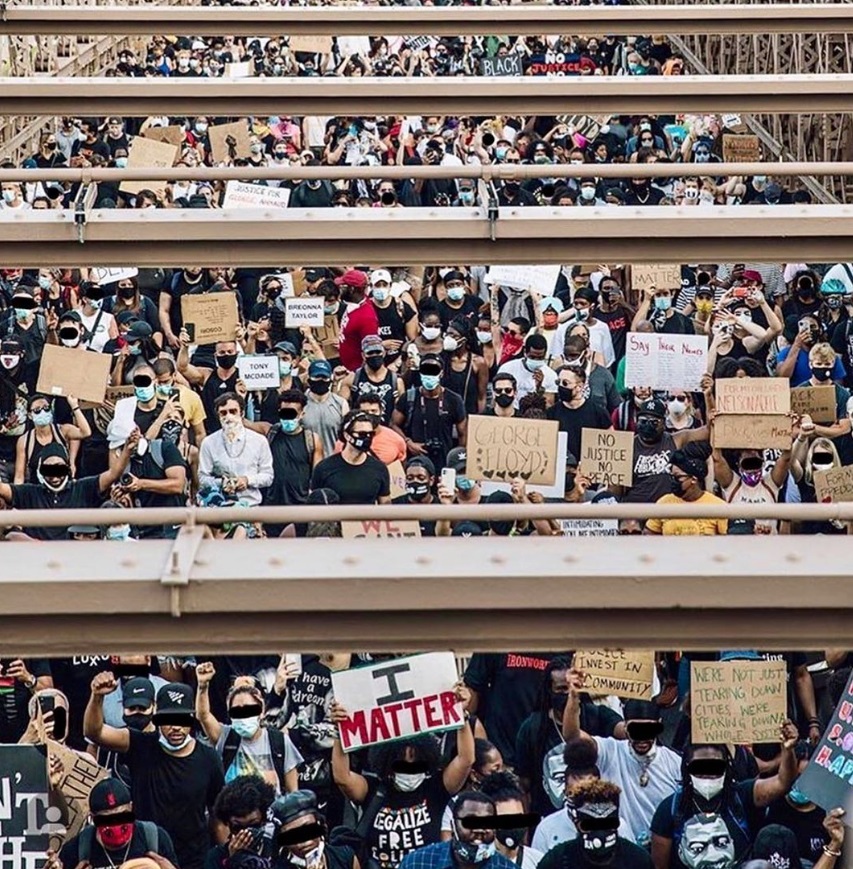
[0,745,52,868]
[480,54,523,77]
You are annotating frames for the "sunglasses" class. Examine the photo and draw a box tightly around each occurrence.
[494,387,515,396]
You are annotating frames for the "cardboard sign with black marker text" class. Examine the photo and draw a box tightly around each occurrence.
[181,292,240,344]
[573,650,654,700]
[466,415,559,486]
[581,428,633,487]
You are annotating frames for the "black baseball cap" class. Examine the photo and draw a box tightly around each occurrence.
[122,677,155,709]
[637,398,666,419]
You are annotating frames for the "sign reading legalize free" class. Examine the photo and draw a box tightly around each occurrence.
[624,332,707,392]
[466,415,559,486]
[331,652,463,752]
[691,660,787,745]
[573,650,655,700]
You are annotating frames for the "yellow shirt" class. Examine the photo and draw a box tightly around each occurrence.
[176,385,206,429]
[646,491,728,536]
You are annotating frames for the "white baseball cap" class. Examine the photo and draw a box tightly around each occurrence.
[370,269,392,286]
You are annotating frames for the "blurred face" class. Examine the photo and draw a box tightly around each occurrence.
[282,813,322,859]
[455,800,495,846]
[218,400,242,423]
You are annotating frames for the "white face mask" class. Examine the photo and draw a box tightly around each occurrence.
[443,335,459,352]
[691,774,725,800]
[394,772,426,792]
[668,399,687,416]
[422,326,441,341]
[476,330,492,345]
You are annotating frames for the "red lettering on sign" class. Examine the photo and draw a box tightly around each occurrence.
[339,710,368,751]
[422,694,442,729]
[402,698,423,730]
[384,702,404,738]
[815,745,833,768]
[369,706,392,743]
[440,690,462,725]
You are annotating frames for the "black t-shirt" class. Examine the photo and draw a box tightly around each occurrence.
[126,730,225,869]
[595,307,630,364]
[657,312,695,335]
[438,296,481,329]
[364,774,449,869]
[374,298,417,345]
[0,658,50,743]
[10,476,102,540]
[310,452,390,505]
[622,432,676,504]
[59,822,178,869]
[394,388,466,471]
[538,837,652,869]
[134,400,164,436]
[392,494,437,536]
[764,798,827,865]
[129,438,186,510]
[547,400,612,461]
[52,655,115,750]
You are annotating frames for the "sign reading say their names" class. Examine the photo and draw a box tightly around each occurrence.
[691,660,787,745]
[581,428,633,487]
[331,652,463,752]
[237,355,280,390]
[222,181,291,210]
[466,415,559,486]
[285,296,325,328]
[790,385,837,425]
[631,264,682,292]
[715,378,791,415]
[340,519,422,539]
[0,744,52,866]
[181,292,240,344]
[814,466,853,504]
[624,332,707,392]
[37,344,111,405]
[573,650,655,700]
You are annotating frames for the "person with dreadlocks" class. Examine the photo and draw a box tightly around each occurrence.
[0,335,35,480]
[650,723,799,869]
[514,656,624,819]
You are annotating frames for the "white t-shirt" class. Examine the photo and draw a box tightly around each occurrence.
[593,737,681,846]
[79,308,115,353]
[531,806,634,854]
[497,358,558,407]
[722,470,780,534]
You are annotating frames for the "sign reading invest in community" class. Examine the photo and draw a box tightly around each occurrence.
[573,649,655,700]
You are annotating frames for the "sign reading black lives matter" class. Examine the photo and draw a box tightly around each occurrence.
[480,55,523,77]
[0,745,54,868]
[331,652,463,752]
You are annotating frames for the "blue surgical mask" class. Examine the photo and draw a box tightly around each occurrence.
[524,357,545,371]
[280,418,299,434]
[324,304,337,315]
[107,524,132,541]
[38,275,52,291]
[88,298,103,310]
[421,374,441,391]
[654,296,672,312]
[158,732,192,753]
[787,787,812,807]
[372,288,390,303]
[231,716,260,739]
[447,287,466,302]
[457,476,475,492]
[156,384,173,398]
[495,147,508,161]
[128,344,142,356]
[32,409,53,427]
[460,190,475,205]
[115,157,128,169]
[279,361,292,377]
[135,385,156,402]
[14,308,30,322]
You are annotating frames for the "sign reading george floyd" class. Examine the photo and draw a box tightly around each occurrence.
[796,668,853,811]
[466,415,559,486]
[572,650,655,700]
[331,652,463,752]
[624,332,707,391]
[691,660,787,745]
[581,428,633,487]
[0,744,52,867]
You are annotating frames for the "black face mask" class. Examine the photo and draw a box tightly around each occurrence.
[811,366,833,382]
[670,474,686,496]
[365,355,385,371]
[551,693,568,716]
[216,353,237,370]
[494,393,514,409]
[496,828,527,850]
[407,482,430,501]
[558,385,574,403]
[636,418,662,443]
[349,431,374,452]
[123,711,153,731]
[309,379,331,396]
[118,286,136,300]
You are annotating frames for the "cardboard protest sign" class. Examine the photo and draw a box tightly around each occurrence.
[814,466,853,504]
[290,35,333,54]
[691,660,787,744]
[209,120,252,164]
[315,315,341,349]
[79,385,135,411]
[712,414,792,450]
[573,650,655,700]
[560,518,619,537]
[224,60,254,78]
[341,519,422,539]
[479,432,567,500]
[631,264,682,293]
[222,180,291,210]
[285,296,324,328]
[796,668,853,811]
[387,460,407,501]
[37,344,111,405]
[466,415,559,486]
[237,355,280,390]
[46,739,108,850]
[331,652,462,752]
[624,332,707,392]
[90,267,138,286]
[181,292,240,344]
[119,135,178,196]
[790,385,837,424]
[142,125,185,148]
[0,744,53,863]
[581,428,633,487]
[481,54,523,77]
[486,265,561,296]
[722,134,760,163]
[715,378,790,415]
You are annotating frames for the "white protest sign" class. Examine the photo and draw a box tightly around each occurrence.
[90,267,138,285]
[479,432,568,500]
[486,264,561,296]
[222,181,291,210]
[624,332,708,391]
[224,60,254,78]
[285,296,324,328]
[559,518,619,537]
[331,652,463,752]
[237,355,280,390]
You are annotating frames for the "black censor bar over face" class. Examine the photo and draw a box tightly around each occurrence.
[372,663,415,705]
[278,823,325,847]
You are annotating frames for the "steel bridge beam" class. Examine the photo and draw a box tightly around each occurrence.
[1,75,852,116]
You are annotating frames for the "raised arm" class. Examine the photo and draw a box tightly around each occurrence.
[83,671,130,752]
[329,701,369,803]
[195,661,224,745]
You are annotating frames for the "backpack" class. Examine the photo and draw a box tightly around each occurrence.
[222,725,289,788]
[78,820,159,861]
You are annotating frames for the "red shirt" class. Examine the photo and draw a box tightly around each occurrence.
[338,299,379,371]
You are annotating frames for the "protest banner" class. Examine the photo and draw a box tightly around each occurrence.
[581,428,633,487]
[486,264,561,296]
[691,660,787,744]
[404,36,432,52]
[46,739,108,851]
[466,415,559,486]
[290,35,333,54]
[631,264,682,293]
[814,466,853,503]
[796,668,853,811]
[209,120,252,164]
[481,54,523,77]
[528,53,597,75]
[573,650,655,700]
[90,267,138,286]
[715,378,790,415]
[387,460,407,501]
[181,292,240,344]
[722,134,761,163]
[37,345,111,405]
[119,136,178,196]
[624,332,707,391]
[341,519,422,539]
[0,744,52,866]
[790,385,837,424]
[560,518,619,537]
[712,414,792,450]
[237,355,280,390]
[479,432,567,500]
[142,125,185,148]
[222,181,291,210]
[331,652,462,752]
[285,296,325,328]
